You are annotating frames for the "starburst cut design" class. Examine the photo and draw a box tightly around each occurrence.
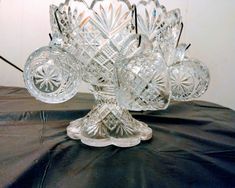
[84,111,136,138]
[113,123,135,137]
[170,69,195,99]
[22,0,210,147]
[86,122,108,138]
[33,63,61,93]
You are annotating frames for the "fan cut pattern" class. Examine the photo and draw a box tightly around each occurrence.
[24,0,210,147]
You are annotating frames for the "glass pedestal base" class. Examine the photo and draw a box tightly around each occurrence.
[67,103,152,147]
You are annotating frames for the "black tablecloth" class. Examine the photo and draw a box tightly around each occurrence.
[0,86,235,188]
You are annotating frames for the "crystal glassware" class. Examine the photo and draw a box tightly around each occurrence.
[169,58,210,101]
[51,0,153,147]
[24,46,80,103]
[115,49,171,111]
[23,0,210,147]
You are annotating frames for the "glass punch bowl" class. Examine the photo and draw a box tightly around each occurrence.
[24,0,210,147]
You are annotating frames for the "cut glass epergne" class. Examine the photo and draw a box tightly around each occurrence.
[24,0,210,147]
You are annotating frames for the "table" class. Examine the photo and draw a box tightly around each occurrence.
[0,86,235,188]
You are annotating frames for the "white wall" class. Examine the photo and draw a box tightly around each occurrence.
[0,0,235,110]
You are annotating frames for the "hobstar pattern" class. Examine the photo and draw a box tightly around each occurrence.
[24,46,80,104]
[24,0,210,147]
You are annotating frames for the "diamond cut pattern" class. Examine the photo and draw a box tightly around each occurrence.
[46,0,209,147]
[116,52,170,111]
